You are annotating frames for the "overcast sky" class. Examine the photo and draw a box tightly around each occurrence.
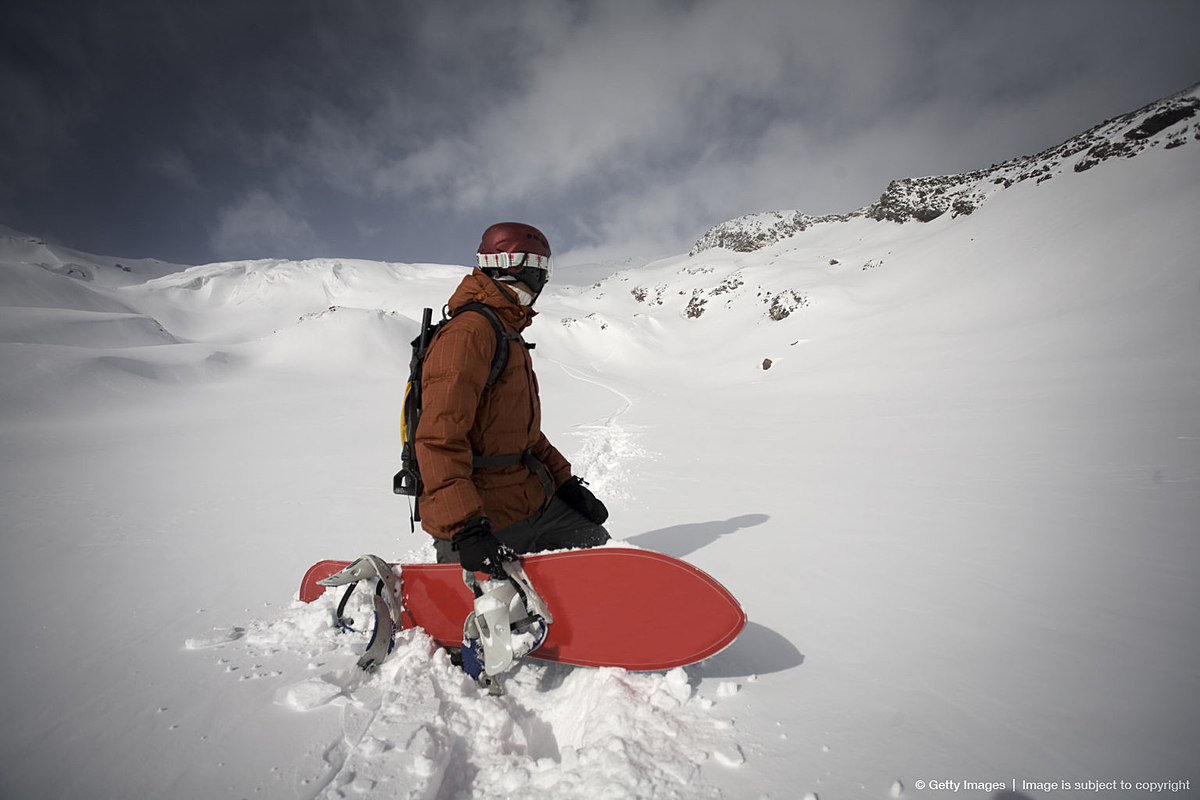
[3,0,1199,273]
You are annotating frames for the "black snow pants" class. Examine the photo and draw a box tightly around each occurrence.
[433,496,609,564]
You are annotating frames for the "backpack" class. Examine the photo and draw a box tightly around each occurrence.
[393,303,527,525]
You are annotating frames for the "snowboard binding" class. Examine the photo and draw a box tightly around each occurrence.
[312,555,553,687]
[460,560,553,695]
[317,554,404,672]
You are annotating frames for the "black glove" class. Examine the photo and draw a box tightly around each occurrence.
[451,518,515,578]
[555,476,609,525]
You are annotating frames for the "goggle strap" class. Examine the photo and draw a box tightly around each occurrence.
[477,252,552,273]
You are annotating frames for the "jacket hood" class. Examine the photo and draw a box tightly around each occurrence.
[448,269,537,331]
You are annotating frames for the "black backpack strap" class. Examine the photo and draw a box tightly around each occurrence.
[451,302,525,388]
[471,449,555,498]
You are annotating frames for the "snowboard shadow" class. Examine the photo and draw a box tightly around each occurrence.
[624,513,770,559]
[690,621,805,678]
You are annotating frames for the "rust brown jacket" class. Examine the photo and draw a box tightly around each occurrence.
[415,269,571,539]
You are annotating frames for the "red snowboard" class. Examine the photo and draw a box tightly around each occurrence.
[299,548,746,671]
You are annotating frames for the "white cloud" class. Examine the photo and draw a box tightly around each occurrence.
[143,149,200,190]
[33,0,1188,266]
[163,0,1199,265]
[209,190,327,260]
[351,0,1006,240]
[373,0,819,206]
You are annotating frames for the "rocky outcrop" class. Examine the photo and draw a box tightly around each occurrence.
[691,83,1200,254]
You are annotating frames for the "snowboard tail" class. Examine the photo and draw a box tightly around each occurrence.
[300,548,746,671]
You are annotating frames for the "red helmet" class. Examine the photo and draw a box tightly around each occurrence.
[477,222,552,293]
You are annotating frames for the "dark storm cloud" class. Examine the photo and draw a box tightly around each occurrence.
[2,0,1199,268]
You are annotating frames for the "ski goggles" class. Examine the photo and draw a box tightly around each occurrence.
[477,251,552,279]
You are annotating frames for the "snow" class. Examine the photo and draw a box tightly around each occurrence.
[2,114,1199,800]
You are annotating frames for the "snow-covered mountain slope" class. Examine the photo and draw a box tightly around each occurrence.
[1,85,1198,800]
[692,82,1200,254]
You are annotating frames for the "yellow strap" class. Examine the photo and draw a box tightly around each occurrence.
[401,381,413,444]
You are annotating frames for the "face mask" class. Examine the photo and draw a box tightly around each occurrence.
[504,279,537,307]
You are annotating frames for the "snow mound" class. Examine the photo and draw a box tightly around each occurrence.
[250,305,417,377]
[0,307,178,348]
[0,259,138,314]
[133,258,467,343]
[0,225,186,284]
[195,587,744,800]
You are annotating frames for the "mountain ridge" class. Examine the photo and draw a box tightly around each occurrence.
[691,81,1200,255]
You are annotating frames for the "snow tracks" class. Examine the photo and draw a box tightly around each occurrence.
[190,584,745,799]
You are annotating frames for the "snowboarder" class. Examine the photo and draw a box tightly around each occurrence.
[415,222,610,576]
